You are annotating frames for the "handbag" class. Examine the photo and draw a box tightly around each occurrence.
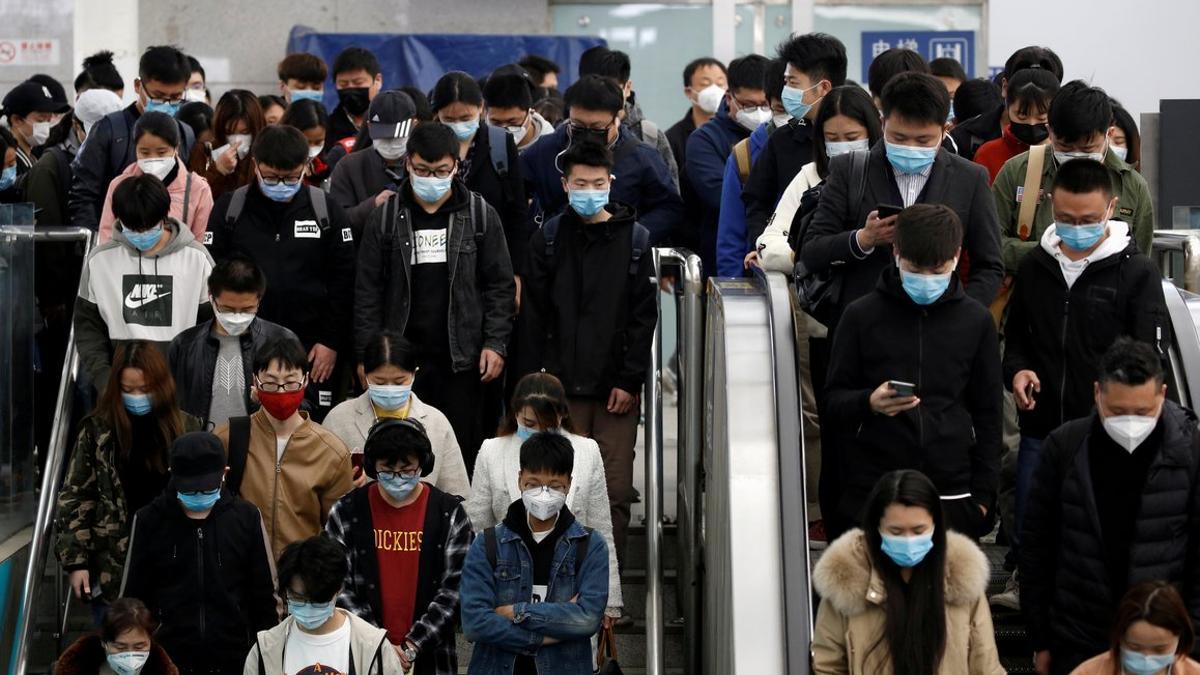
[793,149,869,326]
[595,624,624,675]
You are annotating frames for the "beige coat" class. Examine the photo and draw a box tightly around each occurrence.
[1071,652,1200,675]
[812,529,1006,675]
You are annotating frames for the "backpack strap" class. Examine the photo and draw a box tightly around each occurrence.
[224,185,251,232]
[470,192,487,245]
[308,186,330,231]
[256,640,265,675]
[487,126,509,179]
[107,111,132,178]
[226,415,251,495]
[484,527,499,569]
[1017,145,1047,241]
[733,138,752,185]
[180,171,192,229]
[848,150,869,214]
[629,223,650,278]
[639,119,659,145]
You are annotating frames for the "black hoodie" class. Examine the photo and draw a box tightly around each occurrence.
[825,265,1003,519]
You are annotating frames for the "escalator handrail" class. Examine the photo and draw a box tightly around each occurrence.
[751,266,813,675]
[11,226,95,675]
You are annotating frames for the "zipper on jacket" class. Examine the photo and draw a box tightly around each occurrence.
[1059,296,1071,426]
[917,311,925,449]
[445,210,459,348]
[272,440,286,555]
[197,527,206,638]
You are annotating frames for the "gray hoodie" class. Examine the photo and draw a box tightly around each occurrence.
[244,611,405,675]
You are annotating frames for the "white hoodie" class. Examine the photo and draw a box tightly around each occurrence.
[1039,219,1131,289]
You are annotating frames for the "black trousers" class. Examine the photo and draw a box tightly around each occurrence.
[412,357,484,476]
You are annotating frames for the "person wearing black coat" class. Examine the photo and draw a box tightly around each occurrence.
[823,204,1002,541]
[121,432,280,675]
[1020,341,1200,675]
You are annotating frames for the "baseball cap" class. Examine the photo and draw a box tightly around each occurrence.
[2,81,66,117]
[169,432,227,493]
[74,89,124,135]
[28,74,70,113]
[366,90,417,140]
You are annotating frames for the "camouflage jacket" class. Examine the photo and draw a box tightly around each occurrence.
[53,413,201,601]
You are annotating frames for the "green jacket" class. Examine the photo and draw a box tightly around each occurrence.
[53,413,201,602]
[991,146,1155,275]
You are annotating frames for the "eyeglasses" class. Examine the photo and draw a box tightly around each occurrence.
[377,469,421,481]
[569,119,614,134]
[257,169,306,186]
[255,376,307,393]
[410,165,455,179]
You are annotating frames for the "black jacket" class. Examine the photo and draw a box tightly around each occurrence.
[666,108,702,250]
[205,183,357,351]
[1020,402,1200,661]
[523,202,657,398]
[462,125,530,274]
[354,180,515,368]
[328,146,406,240]
[825,268,1003,523]
[949,104,1004,162]
[1003,241,1170,439]
[326,104,361,149]
[121,492,279,672]
[799,142,1004,328]
[743,119,816,246]
[69,103,195,231]
[167,317,298,422]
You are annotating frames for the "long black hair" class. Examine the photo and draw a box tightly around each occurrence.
[812,85,882,179]
[861,470,947,675]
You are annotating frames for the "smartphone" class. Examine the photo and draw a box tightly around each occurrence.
[876,204,904,219]
[888,380,916,397]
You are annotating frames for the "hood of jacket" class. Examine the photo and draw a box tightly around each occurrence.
[254,611,391,674]
[813,528,990,617]
[1040,219,1132,264]
[55,635,179,675]
[529,110,556,141]
[111,217,195,257]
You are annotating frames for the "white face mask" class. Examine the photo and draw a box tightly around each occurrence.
[694,84,726,115]
[374,137,408,161]
[213,306,256,336]
[29,120,52,146]
[307,145,322,160]
[506,120,529,146]
[522,486,567,521]
[826,139,871,159]
[1054,143,1106,166]
[184,88,206,104]
[1102,413,1159,453]
[772,112,791,129]
[138,156,176,181]
[735,106,771,131]
[1111,144,1129,162]
[226,134,252,159]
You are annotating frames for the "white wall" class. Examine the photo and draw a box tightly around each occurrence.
[988,0,1200,120]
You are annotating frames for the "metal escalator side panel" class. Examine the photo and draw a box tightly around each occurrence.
[1160,280,1200,408]
[703,279,787,675]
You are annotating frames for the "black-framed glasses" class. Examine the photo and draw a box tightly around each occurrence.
[377,469,421,481]
[410,165,455,179]
[257,169,306,186]
[255,376,307,393]
[568,119,614,135]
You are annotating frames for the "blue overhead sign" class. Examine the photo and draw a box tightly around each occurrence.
[861,31,975,83]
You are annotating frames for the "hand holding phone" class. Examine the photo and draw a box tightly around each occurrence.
[875,204,904,219]
[888,380,916,397]
[871,380,920,416]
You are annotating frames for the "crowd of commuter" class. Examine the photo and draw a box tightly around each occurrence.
[0,25,1188,675]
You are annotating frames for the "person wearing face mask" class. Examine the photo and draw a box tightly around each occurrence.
[55,598,179,675]
[742,33,848,257]
[461,432,609,675]
[1,79,68,177]
[1109,101,1141,171]
[973,68,1060,183]
[246,536,404,674]
[950,46,1063,161]
[998,159,1171,612]
[993,81,1155,276]
[54,343,200,624]
[324,419,472,674]
[324,331,470,496]
[212,336,354,560]
[824,205,1002,541]
[356,123,515,474]
[329,90,419,239]
[280,97,332,187]
[1073,582,1200,675]
[277,52,328,106]
[206,125,356,421]
[666,57,728,175]
[1021,340,1200,675]
[327,46,384,152]
[683,53,770,273]
[187,89,265,200]
[0,127,17,203]
[184,55,209,105]
[468,372,624,628]
[122,431,280,675]
[521,74,682,245]
[168,254,297,426]
[812,470,1004,675]
[75,175,215,393]
[70,45,196,232]
[99,112,214,243]
[483,64,556,154]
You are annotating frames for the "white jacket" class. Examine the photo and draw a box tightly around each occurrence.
[321,391,472,499]
[757,162,823,273]
[466,431,623,612]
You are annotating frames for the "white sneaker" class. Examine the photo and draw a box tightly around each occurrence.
[989,571,1020,611]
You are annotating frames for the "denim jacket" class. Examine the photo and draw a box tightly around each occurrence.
[461,505,609,675]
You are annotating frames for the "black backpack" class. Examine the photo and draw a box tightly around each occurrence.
[378,189,489,288]
[541,215,650,279]
[223,184,330,232]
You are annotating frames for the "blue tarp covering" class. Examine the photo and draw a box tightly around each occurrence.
[286,26,605,110]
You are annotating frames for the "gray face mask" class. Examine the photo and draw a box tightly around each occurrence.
[374,137,408,161]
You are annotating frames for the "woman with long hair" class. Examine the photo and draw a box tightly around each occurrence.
[187,88,265,198]
[1072,581,1200,675]
[55,597,179,675]
[54,342,200,619]
[812,470,1004,674]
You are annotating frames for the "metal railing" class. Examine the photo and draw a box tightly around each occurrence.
[644,247,704,675]
[11,227,95,675]
[1153,230,1200,292]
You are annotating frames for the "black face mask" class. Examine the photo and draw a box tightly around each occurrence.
[1010,121,1049,146]
[337,87,371,116]
[568,124,610,148]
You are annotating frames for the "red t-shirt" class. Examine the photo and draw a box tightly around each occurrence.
[369,482,430,645]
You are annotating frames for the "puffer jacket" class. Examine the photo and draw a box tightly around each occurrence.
[1020,401,1200,667]
[812,529,1005,675]
[54,635,178,675]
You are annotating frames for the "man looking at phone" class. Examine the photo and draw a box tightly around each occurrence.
[824,204,1003,540]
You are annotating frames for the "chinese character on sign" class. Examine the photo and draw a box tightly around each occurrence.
[0,38,60,66]
[899,38,920,51]
[933,40,964,62]
[860,31,975,83]
[871,39,891,58]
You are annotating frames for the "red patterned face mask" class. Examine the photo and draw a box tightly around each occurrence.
[256,387,305,421]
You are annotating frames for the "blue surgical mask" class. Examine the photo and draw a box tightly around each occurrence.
[377,472,420,501]
[446,119,480,142]
[826,139,870,159]
[1121,648,1176,675]
[880,531,935,568]
[177,488,220,512]
[122,393,153,416]
[123,224,164,252]
[885,140,938,175]
[568,189,609,217]
[288,598,336,630]
[144,99,181,117]
[411,174,453,203]
[259,178,303,203]
[516,423,536,441]
[0,164,16,190]
[1111,145,1129,163]
[1055,222,1106,251]
[898,261,955,305]
[105,650,150,675]
[781,83,821,120]
[368,383,412,411]
[290,89,324,104]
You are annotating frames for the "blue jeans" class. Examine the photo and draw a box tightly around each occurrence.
[1012,435,1045,557]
